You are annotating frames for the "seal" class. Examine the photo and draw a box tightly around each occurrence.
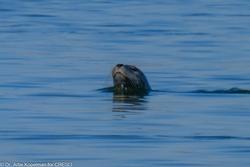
[112,64,151,95]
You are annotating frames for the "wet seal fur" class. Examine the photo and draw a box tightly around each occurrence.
[112,64,151,95]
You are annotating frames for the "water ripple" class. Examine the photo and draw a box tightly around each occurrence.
[27,93,92,98]
[21,14,56,18]
[5,134,153,141]
[186,135,250,141]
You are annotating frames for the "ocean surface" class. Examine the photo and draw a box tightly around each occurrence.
[0,0,250,167]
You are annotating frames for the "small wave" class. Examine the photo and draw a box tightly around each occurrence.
[27,93,91,98]
[6,134,152,141]
[21,14,56,18]
[186,135,250,141]
[0,82,42,88]
[99,87,250,95]
[97,87,114,93]
[0,8,13,12]
[193,87,250,94]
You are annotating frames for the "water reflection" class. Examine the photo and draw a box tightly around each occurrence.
[112,95,148,113]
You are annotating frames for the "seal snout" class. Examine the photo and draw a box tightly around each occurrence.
[112,64,124,77]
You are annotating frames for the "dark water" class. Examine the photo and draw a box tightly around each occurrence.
[1,0,250,167]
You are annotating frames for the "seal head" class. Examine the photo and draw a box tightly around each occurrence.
[112,64,151,95]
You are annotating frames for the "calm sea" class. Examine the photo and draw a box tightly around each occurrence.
[0,0,250,167]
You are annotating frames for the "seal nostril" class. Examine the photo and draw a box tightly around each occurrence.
[117,64,123,67]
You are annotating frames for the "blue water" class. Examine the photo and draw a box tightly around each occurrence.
[1,0,250,167]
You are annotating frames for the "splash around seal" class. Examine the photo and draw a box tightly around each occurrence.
[112,64,151,95]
